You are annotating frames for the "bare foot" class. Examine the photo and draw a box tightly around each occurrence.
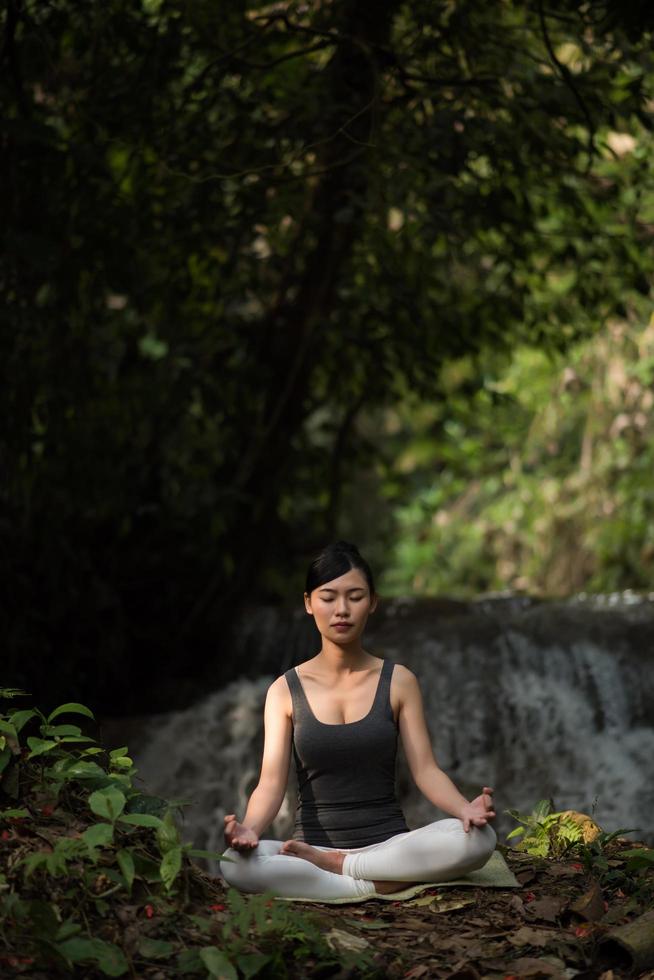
[372,879,419,894]
[279,839,345,874]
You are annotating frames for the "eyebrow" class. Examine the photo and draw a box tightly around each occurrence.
[318,587,366,593]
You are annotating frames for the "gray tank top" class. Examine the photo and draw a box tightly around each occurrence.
[284,658,409,847]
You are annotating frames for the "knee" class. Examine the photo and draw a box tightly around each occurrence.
[469,823,496,868]
[219,849,240,887]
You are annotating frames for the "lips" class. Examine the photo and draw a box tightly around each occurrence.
[333,623,352,630]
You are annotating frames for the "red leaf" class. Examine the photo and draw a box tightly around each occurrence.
[209,904,226,912]
[144,904,154,919]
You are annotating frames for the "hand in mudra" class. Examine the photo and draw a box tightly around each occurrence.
[461,786,496,833]
[224,814,259,851]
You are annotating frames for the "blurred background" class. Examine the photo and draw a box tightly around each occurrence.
[3,0,654,846]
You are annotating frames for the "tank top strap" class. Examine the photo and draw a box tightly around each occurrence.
[373,658,395,722]
[284,667,308,727]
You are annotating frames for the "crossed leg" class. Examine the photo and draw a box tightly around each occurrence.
[220,819,496,901]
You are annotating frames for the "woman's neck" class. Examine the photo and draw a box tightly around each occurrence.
[313,641,376,674]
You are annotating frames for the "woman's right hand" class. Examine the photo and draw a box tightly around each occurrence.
[223,813,259,851]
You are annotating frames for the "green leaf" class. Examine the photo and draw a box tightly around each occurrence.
[0,720,18,738]
[114,849,134,893]
[176,948,203,974]
[56,918,83,941]
[0,807,29,819]
[22,852,49,879]
[623,848,654,871]
[118,812,163,828]
[26,736,58,758]
[160,846,182,891]
[89,787,126,822]
[56,937,128,977]
[532,799,553,822]
[138,936,174,958]
[47,702,95,723]
[82,822,114,848]
[8,709,38,732]
[236,952,272,979]
[124,792,170,817]
[157,810,180,852]
[0,745,12,775]
[199,946,238,979]
[62,760,108,779]
[187,914,212,933]
[41,723,83,737]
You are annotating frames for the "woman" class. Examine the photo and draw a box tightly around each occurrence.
[220,541,496,901]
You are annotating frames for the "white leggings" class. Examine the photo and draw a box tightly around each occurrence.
[220,819,496,901]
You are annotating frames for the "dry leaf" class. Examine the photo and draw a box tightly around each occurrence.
[568,880,604,922]
[325,928,370,953]
[508,926,555,948]
[509,955,564,976]
[431,896,476,914]
[525,894,567,923]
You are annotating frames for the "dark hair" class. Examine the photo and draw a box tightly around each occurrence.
[305,540,376,597]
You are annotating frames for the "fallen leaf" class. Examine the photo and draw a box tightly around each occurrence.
[547,863,578,878]
[517,869,537,885]
[431,896,476,914]
[509,955,563,976]
[508,926,555,948]
[568,881,604,922]
[325,928,369,954]
[405,893,442,908]
[524,895,567,923]
[342,916,391,930]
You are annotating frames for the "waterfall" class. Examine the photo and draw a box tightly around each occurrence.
[104,594,654,870]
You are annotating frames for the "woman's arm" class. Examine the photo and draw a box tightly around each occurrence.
[224,676,292,850]
[395,666,495,832]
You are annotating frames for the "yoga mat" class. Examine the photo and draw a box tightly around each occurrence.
[279,849,520,905]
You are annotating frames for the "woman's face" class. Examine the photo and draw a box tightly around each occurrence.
[304,567,377,642]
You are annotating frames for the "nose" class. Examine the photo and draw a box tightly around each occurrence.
[335,596,350,616]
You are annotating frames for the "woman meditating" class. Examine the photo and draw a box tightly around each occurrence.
[220,541,496,901]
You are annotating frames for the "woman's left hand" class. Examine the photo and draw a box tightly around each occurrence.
[461,786,496,832]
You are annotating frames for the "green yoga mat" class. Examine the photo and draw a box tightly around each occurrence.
[279,849,520,905]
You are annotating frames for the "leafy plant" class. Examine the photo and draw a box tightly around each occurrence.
[0,687,378,977]
[504,799,590,858]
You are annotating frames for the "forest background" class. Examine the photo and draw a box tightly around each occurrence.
[3,0,654,717]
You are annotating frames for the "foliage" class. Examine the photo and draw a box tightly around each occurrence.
[0,688,375,977]
[377,308,654,598]
[577,831,654,901]
[3,0,654,710]
[505,799,589,858]
[505,796,654,904]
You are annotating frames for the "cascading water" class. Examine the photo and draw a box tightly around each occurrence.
[101,594,654,872]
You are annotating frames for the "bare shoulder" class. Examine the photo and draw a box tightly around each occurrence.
[266,674,293,717]
[389,663,421,719]
[391,663,419,690]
